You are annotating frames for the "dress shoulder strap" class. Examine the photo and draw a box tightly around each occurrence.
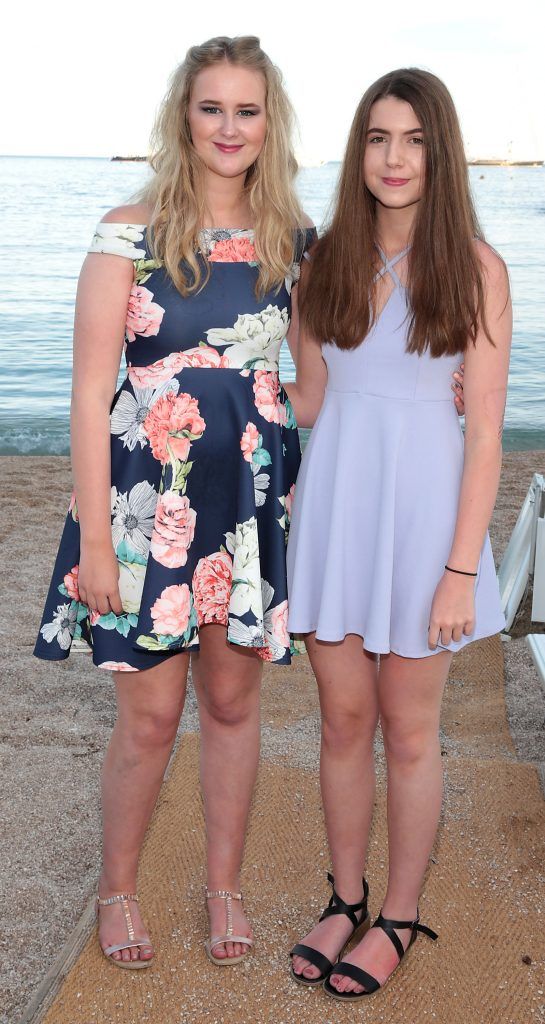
[88,223,148,260]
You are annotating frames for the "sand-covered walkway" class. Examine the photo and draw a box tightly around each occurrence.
[2,453,545,1024]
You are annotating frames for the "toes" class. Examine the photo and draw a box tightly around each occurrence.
[130,948,139,960]
[140,945,154,960]
[112,951,122,962]
[224,942,235,958]
[302,964,320,979]
[212,943,227,959]
[121,949,131,963]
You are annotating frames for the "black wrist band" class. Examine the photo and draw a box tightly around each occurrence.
[444,564,478,577]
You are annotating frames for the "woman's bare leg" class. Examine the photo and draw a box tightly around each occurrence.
[191,626,262,960]
[98,652,189,963]
[292,634,379,980]
[330,649,451,994]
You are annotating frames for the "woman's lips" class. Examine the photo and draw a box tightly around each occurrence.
[382,177,410,186]
[214,143,244,153]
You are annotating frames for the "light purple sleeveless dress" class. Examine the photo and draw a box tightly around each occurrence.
[286,247,505,658]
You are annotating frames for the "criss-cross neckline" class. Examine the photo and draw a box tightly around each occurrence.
[373,244,411,289]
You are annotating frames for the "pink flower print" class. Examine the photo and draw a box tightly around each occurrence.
[98,661,139,673]
[128,352,187,389]
[126,285,165,342]
[89,609,101,626]
[63,565,80,602]
[257,644,275,663]
[150,491,196,568]
[208,237,257,262]
[285,484,296,520]
[182,346,229,368]
[128,347,228,389]
[150,584,191,636]
[192,551,233,626]
[240,422,260,463]
[144,392,206,464]
[270,600,289,647]
[253,371,287,425]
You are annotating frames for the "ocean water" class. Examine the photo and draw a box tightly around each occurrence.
[1,156,544,454]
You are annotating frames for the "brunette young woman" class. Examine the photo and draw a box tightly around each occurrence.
[286,69,510,1000]
[34,36,315,968]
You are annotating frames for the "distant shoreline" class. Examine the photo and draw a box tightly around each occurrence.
[110,155,544,166]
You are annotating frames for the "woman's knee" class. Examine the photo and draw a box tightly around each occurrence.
[118,702,182,750]
[380,713,439,765]
[199,679,259,727]
[321,705,378,751]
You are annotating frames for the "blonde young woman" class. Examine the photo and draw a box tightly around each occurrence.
[35,36,315,968]
[286,69,510,1000]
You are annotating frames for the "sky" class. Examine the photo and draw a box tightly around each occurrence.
[3,0,543,164]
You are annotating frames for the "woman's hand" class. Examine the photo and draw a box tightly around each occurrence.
[428,571,475,649]
[78,541,123,616]
[452,362,465,415]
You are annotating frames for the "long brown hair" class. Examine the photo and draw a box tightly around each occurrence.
[301,68,491,356]
[139,36,303,297]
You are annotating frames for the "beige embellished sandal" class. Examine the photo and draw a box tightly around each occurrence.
[205,889,253,966]
[96,893,153,969]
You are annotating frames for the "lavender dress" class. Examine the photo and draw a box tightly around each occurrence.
[286,247,505,658]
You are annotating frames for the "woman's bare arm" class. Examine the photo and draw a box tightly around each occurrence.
[71,206,146,614]
[428,243,512,648]
[283,262,327,427]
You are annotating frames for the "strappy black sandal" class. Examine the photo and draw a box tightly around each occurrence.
[323,909,438,1001]
[289,872,370,987]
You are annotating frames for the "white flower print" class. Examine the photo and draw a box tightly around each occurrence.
[89,223,147,259]
[111,480,158,557]
[205,305,290,369]
[285,261,300,296]
[224,517,262,617]
[227,617,265,648]
[262,580,289,661]
[40,602,78,650]
[252,463,270,508]
[110,379,179,451]
[118,560,147,614]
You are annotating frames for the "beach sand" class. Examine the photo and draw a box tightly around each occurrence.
[1,451,544,1024]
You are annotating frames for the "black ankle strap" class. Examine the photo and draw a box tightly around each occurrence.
[319,872,369,930]
[373,911,438,961]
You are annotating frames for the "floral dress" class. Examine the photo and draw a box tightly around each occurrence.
[34,223,316,672]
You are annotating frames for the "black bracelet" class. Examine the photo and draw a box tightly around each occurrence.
[444,564,478,577]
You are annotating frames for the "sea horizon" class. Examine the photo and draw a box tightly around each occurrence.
[1,157,544,455]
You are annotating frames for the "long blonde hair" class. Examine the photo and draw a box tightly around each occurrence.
[140,36,304,296]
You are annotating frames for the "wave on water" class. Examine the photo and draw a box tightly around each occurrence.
[0,417,71,456]
[0,416,543,457]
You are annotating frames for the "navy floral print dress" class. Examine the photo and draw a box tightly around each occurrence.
[34,223,316,672]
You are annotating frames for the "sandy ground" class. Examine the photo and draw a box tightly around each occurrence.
[1,451,544,1024]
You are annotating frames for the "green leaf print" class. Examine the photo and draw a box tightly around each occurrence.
[172,459,194,494]
[252,446,272,468]
[134,258,163,285]
[115,538,148,566]
[136,634,171,652]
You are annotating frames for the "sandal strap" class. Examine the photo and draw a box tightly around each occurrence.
[205,890,242,900]
[96,893,141,944]
[328,960,381,994]
[207,934,253,951]
[319,872,369,930]
[373,911,438,962]
[205,889,243,940]
[289,942,334,978]
[103,940,150,957]
[96,893,138,906]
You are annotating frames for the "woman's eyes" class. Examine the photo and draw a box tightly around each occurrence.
[200,106,257,117]
[368,135,424,144]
